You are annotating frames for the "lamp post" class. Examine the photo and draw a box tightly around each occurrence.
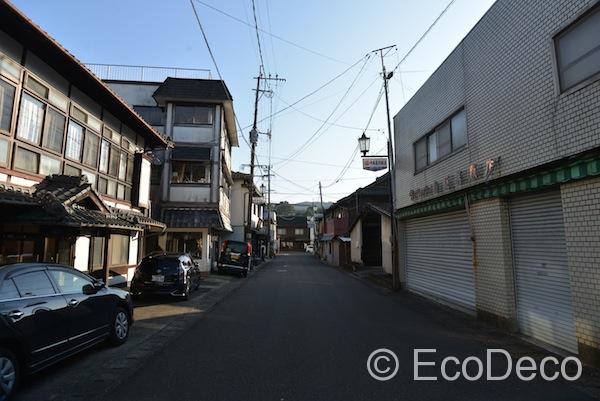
[359,45,400,291]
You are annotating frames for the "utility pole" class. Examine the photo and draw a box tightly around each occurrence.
[245,73,285,252]
[373,45,400,291]
[318,181,324,215]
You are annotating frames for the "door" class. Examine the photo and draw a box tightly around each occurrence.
[510,191,578,353]
[362,213,382,266]
[48,268,111,348]
[0,270,70,367]
[405,210,475,312]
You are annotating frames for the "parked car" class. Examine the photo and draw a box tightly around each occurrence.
[218,240,252,277]
[0,263,133,400]
[130,253,201,300]
[305,244,314,253]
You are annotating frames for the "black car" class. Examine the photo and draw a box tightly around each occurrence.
[0,263,133,400]
[218,240,252,277]
[129,253,201,300]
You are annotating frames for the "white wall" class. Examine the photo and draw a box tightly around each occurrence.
[169,186,211,203]
[105,82,159,106]
[139,158,151,208]
[73,236,90,271]
[381,215,392,274]
[350,220,362,264]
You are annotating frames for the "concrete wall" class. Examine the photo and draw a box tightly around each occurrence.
[105,82,159,106]
[350,220,362,264]
[561,177,600,360]
[470,198,516,325]
[381,215,392,275]
[394,0,600,210]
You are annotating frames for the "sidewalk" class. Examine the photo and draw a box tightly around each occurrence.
[15,259,271,401]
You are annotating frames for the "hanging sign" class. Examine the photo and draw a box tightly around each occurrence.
[362,157,388,171]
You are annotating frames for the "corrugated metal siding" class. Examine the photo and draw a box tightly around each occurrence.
[510,191,578,353]
[405,210,475,312]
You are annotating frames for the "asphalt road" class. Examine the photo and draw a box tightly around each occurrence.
[105,253,598,401]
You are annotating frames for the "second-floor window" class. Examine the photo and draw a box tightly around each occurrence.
[414,108,467,172]
[277,228,286,235]
[554,3,600,92]
[0,79,15,133]
[174,105,213,125]
[295,228,305,236]
[133,106,166,126]
[171,161,210,184]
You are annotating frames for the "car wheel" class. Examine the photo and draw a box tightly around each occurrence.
[0,348,18,401]
[183,281,191,300]
[109,307,130,346]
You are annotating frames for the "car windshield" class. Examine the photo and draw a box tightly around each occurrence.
[138,258,180,274]
[225,242,246,254]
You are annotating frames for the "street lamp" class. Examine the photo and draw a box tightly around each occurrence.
[358,132,370,156]
[260,183,266,196]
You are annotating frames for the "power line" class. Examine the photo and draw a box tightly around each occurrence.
[392,0,458,73]
[193,0,350,65]
[250,0,266,75]
[257,154,365,169]
[239,55,369,133]
[275,55,373,167]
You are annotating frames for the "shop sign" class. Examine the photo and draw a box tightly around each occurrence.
[409,157,501,202]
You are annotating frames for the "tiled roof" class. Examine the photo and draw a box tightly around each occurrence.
[277,215,307,228]
[161,208,223,229]
[153,78,232,103]
[111,207,166,230]
[34,175,91,203]
[0,186,37,206]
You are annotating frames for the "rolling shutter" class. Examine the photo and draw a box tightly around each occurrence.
[510,191,578,353]
[405,210,475,312]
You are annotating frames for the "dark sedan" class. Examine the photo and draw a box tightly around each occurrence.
[0,263,133,400]
[129,253,201,300]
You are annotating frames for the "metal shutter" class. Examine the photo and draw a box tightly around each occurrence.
[510,191,578,353]
[405,210,475,312]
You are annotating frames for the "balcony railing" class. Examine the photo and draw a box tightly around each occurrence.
[85,63,212,82]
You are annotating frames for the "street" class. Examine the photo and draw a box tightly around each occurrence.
[93,253,596,401]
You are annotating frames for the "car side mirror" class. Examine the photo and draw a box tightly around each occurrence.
[82,284,97,295]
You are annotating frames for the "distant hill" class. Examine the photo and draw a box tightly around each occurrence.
[274,201,332,216]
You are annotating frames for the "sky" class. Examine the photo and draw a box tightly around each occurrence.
[12,0,496,204]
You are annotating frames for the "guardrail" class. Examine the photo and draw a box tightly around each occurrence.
[85,63,212,82]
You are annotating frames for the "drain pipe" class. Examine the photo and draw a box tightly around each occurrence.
[464,194,478,273]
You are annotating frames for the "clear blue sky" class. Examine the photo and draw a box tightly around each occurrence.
[12,0,496,204]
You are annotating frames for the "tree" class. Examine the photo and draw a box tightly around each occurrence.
[275,201,295,216]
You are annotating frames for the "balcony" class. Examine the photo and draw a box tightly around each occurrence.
[86,63,212,82]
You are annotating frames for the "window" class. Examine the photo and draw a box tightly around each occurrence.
[0,279,20,300]
[0,138,8,166]
[117,183,125,200]
[39,155,61,176]
[17,94,44,144]
[0,79,15,132]
[25,76,49,99]
[42,108,65,152]
[110,234,129,266]
[171,161,209,184]
[71,105,87,124]
[109,146,120,177]
[98,177,108,194]
[555,4,600,92]
[82,170,96,187]
[82,132,99,167]
[64,164,80,176]
[126,156,134,183]
[0,54,21,82]
[451,110,467,149]
[49,270,92,294]
[99,139,110,173]
[12,271,55,297]
[294,228,304,236]
[415,138,427,171]
[118,152,127,181]
[414,108,467,172]
[90,237,105,272]
[174,105,213,125]
[14,147,39,173]
[277,228,286,235]
[65,120,84,161]
[107,180,117,197]
[133,106,166,126]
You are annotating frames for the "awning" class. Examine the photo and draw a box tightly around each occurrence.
[318,234,335,242]
[161,208,224,229]
[171,147,211,161]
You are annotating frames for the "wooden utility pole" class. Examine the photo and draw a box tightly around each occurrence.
[318,181,324,215]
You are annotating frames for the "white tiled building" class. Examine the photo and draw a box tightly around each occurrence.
[393,0,600,365]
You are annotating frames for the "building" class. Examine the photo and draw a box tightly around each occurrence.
[276,216,308,251]
[102,75,239,274]
[393,0,600,364]
[225,171,267,257]
[0,1,167,285]
[349,203,392,274]
[317,174,390,267]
